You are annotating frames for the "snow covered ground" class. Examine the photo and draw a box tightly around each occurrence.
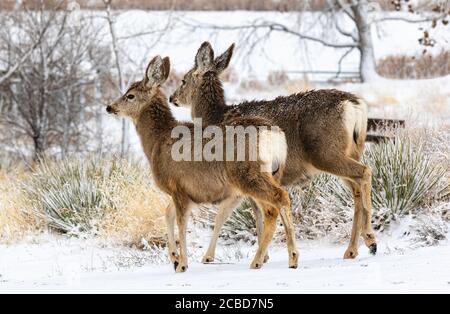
[1,231,449,294]
[1,10,449,295]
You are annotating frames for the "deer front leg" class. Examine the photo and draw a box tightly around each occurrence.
[203,196,241,264]
[165,201,179,266]
[173,199,191,273]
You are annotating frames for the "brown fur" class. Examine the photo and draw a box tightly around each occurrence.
[107,56,298,272]
[171,42,377,260]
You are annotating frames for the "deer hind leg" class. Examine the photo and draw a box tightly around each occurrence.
[342,179,365,259]
[165,201,179,265]
[250,204,279,269]
[312,155,375,259]
[202,195,242,264]
[233,172,298,269]
[359,168,377,254]
[348,149,377,255]
[248,198,270,263]
[278,196,299,268]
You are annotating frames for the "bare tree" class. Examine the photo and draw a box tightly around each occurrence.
[0,2,108,161]
[100,0,174,157]
[0,2,59,85]
[182,0,449,82]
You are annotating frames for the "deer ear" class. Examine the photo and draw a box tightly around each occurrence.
[195,41,214,71]
[214,43,235,73]
[162,57,171,82]
[145,55,168,86]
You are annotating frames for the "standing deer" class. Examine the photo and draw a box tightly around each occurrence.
[106,55,298,272]
[170,42,377,262]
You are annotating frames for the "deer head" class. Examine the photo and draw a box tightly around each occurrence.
[107,55,170,121]
[170,41,234,108]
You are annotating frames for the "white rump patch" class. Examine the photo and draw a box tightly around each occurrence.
[258,127,288,173]
[342,99,368,143]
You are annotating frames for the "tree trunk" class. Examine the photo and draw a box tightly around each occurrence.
[352,0,380,82]
[32,134,44,162]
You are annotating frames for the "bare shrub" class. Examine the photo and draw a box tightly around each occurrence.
[238,78,266,91]
[267,70,289,86]
[0,6,109,160]
[0,0,336,11]
[377,51,450,79]
[407,203,450,248]
[220,67,239,84]
[284,77,314,94]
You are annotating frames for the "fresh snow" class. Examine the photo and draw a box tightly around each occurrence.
[1,233,449,293]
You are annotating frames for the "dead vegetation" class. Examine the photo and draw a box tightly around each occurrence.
[0,0,403,11]
[377,51,450,79]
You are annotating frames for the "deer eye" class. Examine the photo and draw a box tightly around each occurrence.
[127,94,135,100]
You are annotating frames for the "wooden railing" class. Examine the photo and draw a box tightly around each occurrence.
[366,118,405,143]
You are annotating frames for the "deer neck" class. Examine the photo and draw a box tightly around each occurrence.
[136,91,175,154]
[192,71,227,125]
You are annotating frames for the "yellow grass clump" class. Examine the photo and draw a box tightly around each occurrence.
[0,156,170,248]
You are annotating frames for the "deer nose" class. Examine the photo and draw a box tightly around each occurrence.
[106,106,113,113]
[169,95,179,107]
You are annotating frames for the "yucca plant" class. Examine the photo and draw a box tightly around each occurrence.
[365,136,448,229]
[20,156,149,235]
[222,199,256,242]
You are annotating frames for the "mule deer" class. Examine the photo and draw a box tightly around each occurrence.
[170,42,377,261]
[106,55,298,272]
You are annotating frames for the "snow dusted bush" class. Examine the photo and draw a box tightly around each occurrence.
[292,176,353,243]
[222,200,256,242]
[0,156,169,247]
[366,135,448,230]
[209,130,450,244]
[196,200,257,243]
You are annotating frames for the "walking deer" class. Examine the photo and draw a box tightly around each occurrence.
[106,55,298,272]
[170,42,377,261]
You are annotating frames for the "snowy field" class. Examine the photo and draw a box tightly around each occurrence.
[1,233,449,293]
[1,10,449,294]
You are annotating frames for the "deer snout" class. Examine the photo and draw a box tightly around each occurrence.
[106,105,118,115]
[169,95,179,107]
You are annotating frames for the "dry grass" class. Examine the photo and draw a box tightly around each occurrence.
[377,51,450,79]
[0,156,170,247]
[238,78,267,91]
[98,172,169,248]
[0,0,400,11]
[0,169,43,244]
[283,77,314,94]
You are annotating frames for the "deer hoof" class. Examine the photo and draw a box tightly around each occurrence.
[369,243,377,255]
[202,256,214,264]
[175,263,188,273]
[344,248,358,259]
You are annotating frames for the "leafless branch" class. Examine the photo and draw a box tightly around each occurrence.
[182,19,358,49]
